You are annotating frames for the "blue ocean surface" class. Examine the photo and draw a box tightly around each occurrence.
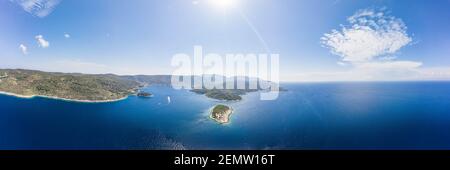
[1,82,450,150]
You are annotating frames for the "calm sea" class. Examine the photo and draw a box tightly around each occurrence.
[1,82,450,149]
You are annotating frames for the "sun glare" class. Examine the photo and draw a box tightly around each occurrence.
[209,0,238,10]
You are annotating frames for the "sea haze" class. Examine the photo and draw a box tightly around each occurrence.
[1,82,450,149]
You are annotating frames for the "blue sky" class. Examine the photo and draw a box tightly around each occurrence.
[1,0,450,81]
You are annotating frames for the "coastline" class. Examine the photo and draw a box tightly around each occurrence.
[0,91,128,103]
[208,105,233,124]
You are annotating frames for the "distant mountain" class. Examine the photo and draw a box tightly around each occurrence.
[121,75,172,85]
[0,69,279,102]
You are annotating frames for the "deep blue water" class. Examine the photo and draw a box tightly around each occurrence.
[1,82,450,150]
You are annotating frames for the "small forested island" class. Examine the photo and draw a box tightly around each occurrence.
[191,87,287,101]
[210,104,233,124]
[191,89,250,101]
[190,76,285,101]
[137,92,153,98]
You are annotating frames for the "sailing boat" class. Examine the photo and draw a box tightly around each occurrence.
[167,96,171,104]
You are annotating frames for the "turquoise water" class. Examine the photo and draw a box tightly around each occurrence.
[1,82,450,149]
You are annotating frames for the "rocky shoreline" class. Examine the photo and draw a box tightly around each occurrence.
[209,104,233,124]
[0,91,128,103]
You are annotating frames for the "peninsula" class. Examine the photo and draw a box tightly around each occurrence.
[0,69,160,102]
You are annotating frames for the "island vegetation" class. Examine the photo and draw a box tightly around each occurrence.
[210,104,233,124]
[137,92,153,98]
[191,89,253,101]
[189,76,275,101]
[0,69,168,102]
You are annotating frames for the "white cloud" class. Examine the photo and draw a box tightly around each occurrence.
[10,0,61,18]
[290,65,450,82]
[353,61,422,80]
[417,67,450,80]
[355,61,422,70]
[312,8,431,81]
[321,8,412,63]
[64,33,70,38]
[192,0,200,5]
[337,61,347,66]
[19,44,28,55]
[35,35,49,48]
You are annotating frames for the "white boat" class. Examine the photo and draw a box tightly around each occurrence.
[167,96,171,104]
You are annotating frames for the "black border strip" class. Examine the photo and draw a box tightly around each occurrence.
[0,150,450,169]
